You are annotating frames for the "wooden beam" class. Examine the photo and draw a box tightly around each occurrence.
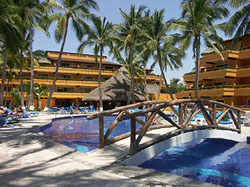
[237,111,241,133]
[191,109,201,119]
[228,109,238,130]
[183,104,188,118]
[197,102,214,126]
[124,110,145,126]
[216,108,230,124]
[183,104,198,128]
[179,103,184,130]
[99,116,104,148]
[211,104,217,127]
[157,110,181,129]
[136,111,158,146]
[104,111,124,143]
[130,117,137,155]
[170,105,178,115]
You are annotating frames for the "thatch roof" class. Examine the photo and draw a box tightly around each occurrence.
[82,67,149,102]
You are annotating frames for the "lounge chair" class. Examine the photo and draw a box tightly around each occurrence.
[0,114,10,127]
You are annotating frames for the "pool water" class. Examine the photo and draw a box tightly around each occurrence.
[139,138,250,187]
[41,115,145,153]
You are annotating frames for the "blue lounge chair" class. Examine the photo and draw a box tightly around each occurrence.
[23,109,39,117]
[0,114,11,127]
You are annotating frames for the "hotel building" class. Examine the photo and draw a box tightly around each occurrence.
[3,51,163,109]
[176,35,250,109]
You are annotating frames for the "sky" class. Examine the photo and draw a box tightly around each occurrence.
[33,0,232,82]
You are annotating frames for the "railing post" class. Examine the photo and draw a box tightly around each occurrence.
[212,104,217,128]
[237,111,241,134]
[179,103,184,132]
[99,116,104,148]
[130,117,137,155]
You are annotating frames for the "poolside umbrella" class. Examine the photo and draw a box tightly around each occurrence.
[82,67,148,102]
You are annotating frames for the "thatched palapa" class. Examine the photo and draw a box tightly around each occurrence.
[82,67,150,102]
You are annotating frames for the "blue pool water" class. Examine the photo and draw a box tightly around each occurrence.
[41,115,144,153]
[140,138,250,187]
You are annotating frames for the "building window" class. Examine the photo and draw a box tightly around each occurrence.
[82,64,94,69]
[79,88,92,93]
[248,99,250,105]
[103,66,114,70]
[60,75,72,80]
[82,76,94,81]
[56,87,74,92]
[216,64,228,68]
[214,81,226,86]
[61,63,72,67]
[37,74,48,79]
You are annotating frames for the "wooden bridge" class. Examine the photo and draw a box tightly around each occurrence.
[87,99,243,155]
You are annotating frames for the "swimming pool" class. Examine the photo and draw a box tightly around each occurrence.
[41,115,144,153]
[139,138,250,187]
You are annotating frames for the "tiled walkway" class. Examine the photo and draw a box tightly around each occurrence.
[0,112,249,186]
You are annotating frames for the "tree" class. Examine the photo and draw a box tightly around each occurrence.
[113,5,146,104]
[222,0,250,48]
[143,9,183,100]
[78,16,113,111]
[0,0,22,106]
[169,78,186,93]
[34,83,49,109]
[45,0,98,110]
[175,0,228,98]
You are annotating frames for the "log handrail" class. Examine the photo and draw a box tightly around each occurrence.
[86,99,243,155]
[87,99,243,120]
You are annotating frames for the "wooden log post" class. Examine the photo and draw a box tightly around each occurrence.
[99,116,104,148]
[130,117,137,155]
[211,104,217,128]
[179,103,184,132]
[237,111,241,134]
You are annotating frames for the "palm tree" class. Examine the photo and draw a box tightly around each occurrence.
[169,78,186,93]
[221,0,250,48]
[143,9,183,100]
[45,0,98,110]
[78,16,112,111]
[175,0,228,98]
[34,83,49,109]
[0,0,22,106]
[113,5,146,104]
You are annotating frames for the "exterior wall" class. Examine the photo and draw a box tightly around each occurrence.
[2,51,162,109]
[178,35,250,108]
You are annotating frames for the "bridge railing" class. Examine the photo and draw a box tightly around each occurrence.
[87,99,244,155]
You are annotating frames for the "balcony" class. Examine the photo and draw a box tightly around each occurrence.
[239,48,250,59]
[20,66,117,76]
[9,79,103,87]
[176,87,235,98]
[201,50,239,63]
[237,67,250,77]
[52,92,88,99]
[176,85,250,98]
[184,68,237,82]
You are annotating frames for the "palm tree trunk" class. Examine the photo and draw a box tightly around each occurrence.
[98,46,103,111]
[194,35,200,99]
[4,79,10,107]
[157,73,163,100]
[143,67,149,101]
[127,48,134,105]
[157,47,174,100]
[0,49,8,106]
[29,30,34,109]
[20,54,24,107]
[46,16,69,109]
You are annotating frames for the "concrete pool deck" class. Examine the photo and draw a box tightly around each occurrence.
[0,112,249,186]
